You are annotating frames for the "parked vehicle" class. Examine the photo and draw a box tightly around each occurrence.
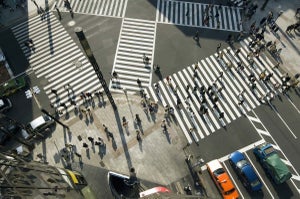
[0,97,12,113]
[0,76,27,97]
[229,151,262,191]
[207,159,239,199]
[253,143,292,184]
[0,120,19,145]
[27,115,55,138]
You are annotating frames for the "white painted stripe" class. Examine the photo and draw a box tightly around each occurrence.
[173,73,205,139]
[202,59,240,119]
[197,61,231,123]
[159,80,193,144]
[256,128,270,136]
[223,163,245,199]
[156,0,161,22]
[245,152,275,198]
[177,70,211,136]
[161,0,165,22]
[183,67,219,131]
[218,139,265,162]
[222,6,227,30]
[247,115,261,123]
[165,0,169,23]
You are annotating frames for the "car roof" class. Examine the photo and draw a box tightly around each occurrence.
[229,151,244,164]
[29,116,46,130]
[207,159,222,172]
[242,164,258,182]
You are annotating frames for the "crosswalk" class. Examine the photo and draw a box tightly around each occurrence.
[145,37,284,144]
[52,0,128,18]
[110,18,156,93]
[156,0,243,32]
[11,12,102,113]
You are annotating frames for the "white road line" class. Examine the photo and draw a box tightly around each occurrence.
[269,104,298,139]
[245,152,275,198]
[223,162,244,199]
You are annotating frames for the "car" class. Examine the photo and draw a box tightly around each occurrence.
[0,97,12,113]
[229,151,263,191]
[0,76,27,97]
[0,120,19,145]
[207,159,239,199]
[27,115,55,137]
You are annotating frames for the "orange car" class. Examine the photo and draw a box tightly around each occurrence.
[207,159,239,199]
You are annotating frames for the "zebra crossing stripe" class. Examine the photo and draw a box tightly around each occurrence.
[221,6,227,30]
[200,60,236,123]
[159,80,194,144]
[195,61,230,124]
[184,67,222,129]
[204,58,242,118]
[177,70,211,136]
[173,73,205,139]
[219,51,261,107]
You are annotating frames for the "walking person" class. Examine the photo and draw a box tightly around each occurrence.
[194,31,199,41]
[216,43,221,53]
[55,4,62,20]
[51,88,58,95]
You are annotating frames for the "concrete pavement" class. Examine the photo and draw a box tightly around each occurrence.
[241,0,300,76]
[31,92,196,197]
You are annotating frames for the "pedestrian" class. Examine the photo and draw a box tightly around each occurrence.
[87,137,94,143]
[226,34,232,44]
[112,71,118,79]
[70,9,74,19]
[122,116,128,128]
[185,8,189,17]
[285,24,295,33]
[51,88,58,95]
[137,78,142,86]
[235,49,240,56]
[136,130,141,141]
[60,102,67,109]
[194,31,199,41]
[161,120,167,132]
[154,64,160,73]
[82,143,88,148]
[219,112,224,119]
[216,43,221,53]
[103,124,108,132]
[135,114,141,124]
[166,76,172,84]
[55,5,62,20]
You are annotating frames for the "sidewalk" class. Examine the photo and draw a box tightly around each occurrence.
[242,0,300,76]
[32,93,191,186]
[0,0,55,29]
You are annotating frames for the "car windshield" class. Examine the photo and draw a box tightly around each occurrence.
[251,179,261,188]
[236,159,248,169]
[224,188,236,195]
[214,168,225,176]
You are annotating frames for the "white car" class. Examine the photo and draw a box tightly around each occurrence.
[27,115,55,137]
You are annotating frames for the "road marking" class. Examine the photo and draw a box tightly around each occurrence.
[287,97,300,114]
[245,152,274,198]
[269,104,297,139]
[223,162,244,199]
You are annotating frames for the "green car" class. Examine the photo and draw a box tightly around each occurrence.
[0,76,27,97]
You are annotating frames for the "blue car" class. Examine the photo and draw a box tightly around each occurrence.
[229,151,262,191]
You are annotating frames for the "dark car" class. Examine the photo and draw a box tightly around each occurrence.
[229,151,262,191]
[0,122,19,145]
[0,97,12,113]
